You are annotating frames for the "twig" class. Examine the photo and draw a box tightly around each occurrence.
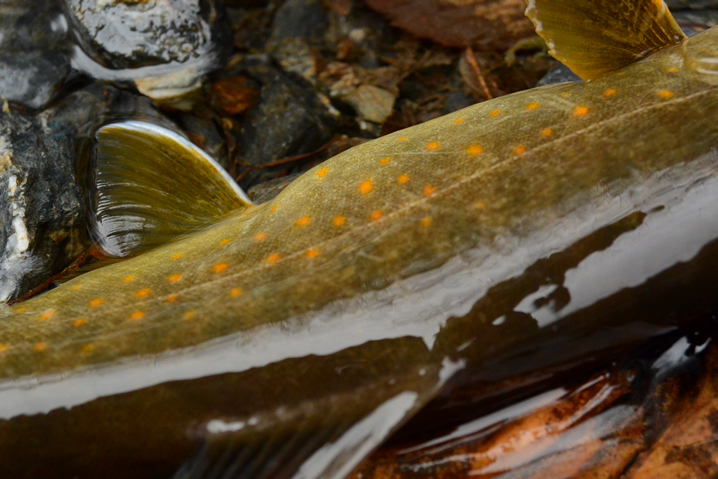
[464,47,492,100]
[235,141,332,183]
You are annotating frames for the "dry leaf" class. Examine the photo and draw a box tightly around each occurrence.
[365,0,536,51]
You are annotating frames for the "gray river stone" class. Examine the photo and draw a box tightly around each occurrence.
[66,0,231,102]
[0,86,142,303]
[0,0,71,109]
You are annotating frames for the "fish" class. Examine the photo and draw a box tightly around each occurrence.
[0,0,717,477]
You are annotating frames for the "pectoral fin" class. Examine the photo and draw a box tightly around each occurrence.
[90,121,253,258]
[175,391,422,479]
[526,0,685,80]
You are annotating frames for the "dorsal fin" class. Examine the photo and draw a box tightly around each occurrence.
[526,0,686,80]
[90,121,253,258]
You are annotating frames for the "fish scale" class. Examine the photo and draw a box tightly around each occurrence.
[1,48,711,377]
[0,1,717,477]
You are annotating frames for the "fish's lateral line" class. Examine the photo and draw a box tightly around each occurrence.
[17,86,715,342]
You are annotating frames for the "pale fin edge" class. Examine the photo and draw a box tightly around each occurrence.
[90,121,253,258]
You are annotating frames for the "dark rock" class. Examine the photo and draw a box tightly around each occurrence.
[443,91,474,114]
[66,0,232,102]
[247,172,302,204]
[238,71,337,187]
[537,62,580,86]
[0,0,71,109]
[270,0,327,44]
[674,10,718,36]
[178,114,228,168]
[0,86,151,303]
[667,0,718,9]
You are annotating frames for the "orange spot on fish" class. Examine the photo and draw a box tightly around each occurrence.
[658,90,674,99]
[490,109,501,117]
[213,263,228,274]
[295,216,311,227]
[526,102,540,110]
[172,254,182,260]
[15,307,27,313]
[267,253,281,264]
[454,118,464,124]
[397,136,408,142]
[359,181,373,194]
[316,167,329,178]
[0,345,8,353]
[73,319,87,327]
[135,289,151,299]
[229,288,243,297]
[220,239,230,246]
[33,343,47,352]
[71,284,82,291]
[380,157,392,165]
[270,205,278,213]
[305,249,319,259]
[397,174,410,185]
[333,216,346,227]
[254,232,267,241]
[513,146,526,156]
[89,298,103,308]
[168,274,182,283]
[183,310,195,320]
[421,217,432,227]
[423,185,436,197]
[574,106,589,117]
[39,309,56,320]
[666,67,679,73]
[371,210,382,221]
[426,142,440,151]
[466,145,483,156]
[561,92,570,98]
[81,344,95,355]
[165,294,179,303]
[541,128,553,137]
[123,276,135,283]
[129,311,145,321]
[602,89,617,98]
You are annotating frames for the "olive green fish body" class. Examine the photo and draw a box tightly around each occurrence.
[1,15,718,479]
[2,41,716,377]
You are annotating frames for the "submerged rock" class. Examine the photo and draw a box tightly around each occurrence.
[0,0,71,109]
[66,0,231,103]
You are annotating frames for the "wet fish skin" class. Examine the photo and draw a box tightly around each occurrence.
[0,26,717,479]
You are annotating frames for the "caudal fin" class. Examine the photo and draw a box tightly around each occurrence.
[526,0,685,80]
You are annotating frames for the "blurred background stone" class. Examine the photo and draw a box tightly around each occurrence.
[0,0,71,109]
[66,0,232,103]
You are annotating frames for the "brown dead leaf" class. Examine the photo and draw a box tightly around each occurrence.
[365,0,535,51]
[623,344,718,479]
[211,76,260,116]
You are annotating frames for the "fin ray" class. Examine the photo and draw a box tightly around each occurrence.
[90,121,253,258]
[526,0,686,80]
[173,390,430,479]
